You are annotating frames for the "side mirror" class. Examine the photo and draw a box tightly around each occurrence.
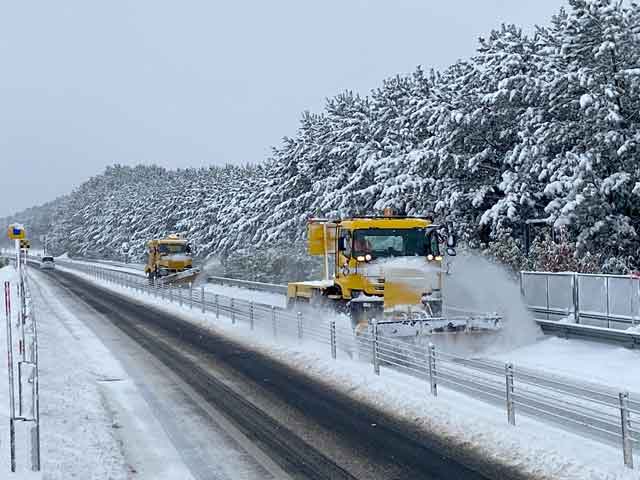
[446,247,457,257]
[337,237,346,252]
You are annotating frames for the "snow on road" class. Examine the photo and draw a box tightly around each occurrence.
[0,265,203,479]
[27,265,293,480]
[57,263,639,480]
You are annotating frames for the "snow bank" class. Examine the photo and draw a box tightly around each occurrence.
[0,267,42,479]
[491,336,640,392]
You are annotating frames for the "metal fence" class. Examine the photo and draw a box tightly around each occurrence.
[522,271,640,330]
[52,261,638,469]
[4,256,41,472]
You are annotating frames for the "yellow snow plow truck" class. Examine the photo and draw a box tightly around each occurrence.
[287,211,501,336]
[144,234,200,284]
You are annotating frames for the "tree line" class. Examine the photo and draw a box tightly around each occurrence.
[3,0,639,279]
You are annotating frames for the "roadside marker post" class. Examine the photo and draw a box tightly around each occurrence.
[5,281,16,472]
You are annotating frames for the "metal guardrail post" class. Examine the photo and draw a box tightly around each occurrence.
[31,425,40,471]
[215,294,219,319]
[30,303,41,472]
[372,320,380,376]
[519,271,525,297]
[572,273,580,324]
[5,281,16,471]
[545,275,550,321]
[271,306,277,338]
[330,321,336,359]
[619,392,634,469]
[635,278,640,328]
[428,342,437,397]
[605,276,611,328]
[506,363,516,426]
[297,311,303,343]
[231,298,235,324]
[249,302,254,330]
[200,286,205,314]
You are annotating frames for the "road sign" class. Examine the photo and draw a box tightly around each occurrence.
[19,240,30,250]
[8,224,26,240]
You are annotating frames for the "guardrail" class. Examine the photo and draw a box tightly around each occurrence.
[48,260,638,469]
[47,258,640,349]
[522,271,640,330]
[27,260,640,348]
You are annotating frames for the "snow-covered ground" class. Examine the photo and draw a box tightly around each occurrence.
[0,265,202,479]
[0,267,42,479]
[491,336,640,391]
[2,264,290,479]
[55,263,639,479]
[202,283,287,308]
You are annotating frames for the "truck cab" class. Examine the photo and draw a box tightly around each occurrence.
[145,235,194,281]
[287,214,456,331]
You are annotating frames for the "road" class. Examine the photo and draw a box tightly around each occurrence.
[33,266,523,480]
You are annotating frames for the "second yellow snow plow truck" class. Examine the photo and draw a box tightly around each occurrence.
[287,210,501,336]
[144,234,200,284]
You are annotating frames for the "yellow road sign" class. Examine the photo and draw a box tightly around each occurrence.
[8,224,26,240]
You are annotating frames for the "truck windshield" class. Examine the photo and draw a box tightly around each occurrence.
[158,243,190,255]
[352,228,438,258]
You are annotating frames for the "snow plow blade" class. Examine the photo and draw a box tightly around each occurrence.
[157,267,201,285]
[375,314,502,338]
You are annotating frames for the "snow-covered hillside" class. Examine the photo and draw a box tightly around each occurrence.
[3,0,640,277]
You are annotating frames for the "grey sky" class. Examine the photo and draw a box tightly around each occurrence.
[0,0,565,217]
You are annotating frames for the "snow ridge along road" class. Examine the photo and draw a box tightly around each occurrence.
[38,267,501,480]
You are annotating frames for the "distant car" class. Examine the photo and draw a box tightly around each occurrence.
[40,256,55,270]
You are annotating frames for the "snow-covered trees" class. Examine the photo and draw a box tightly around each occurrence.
[2,0,639,277]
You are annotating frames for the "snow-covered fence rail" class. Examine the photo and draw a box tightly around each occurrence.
[49,261,638,469]
[522,271,640,331]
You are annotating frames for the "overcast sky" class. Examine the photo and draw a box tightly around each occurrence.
[0,0,566,217]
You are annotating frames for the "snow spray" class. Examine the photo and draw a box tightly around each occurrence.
[444,254,542,355]
[192,256,224,286]
[366,255,542,356]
